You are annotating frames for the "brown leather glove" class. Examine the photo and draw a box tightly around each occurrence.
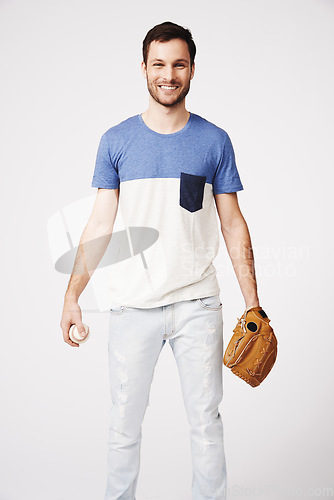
[223,306,278,387]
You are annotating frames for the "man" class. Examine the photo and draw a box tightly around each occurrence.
[60,21,260,500]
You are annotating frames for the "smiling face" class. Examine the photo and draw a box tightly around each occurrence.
[141,38,195,108]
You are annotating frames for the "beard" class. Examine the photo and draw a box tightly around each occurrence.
[146,76,191,108]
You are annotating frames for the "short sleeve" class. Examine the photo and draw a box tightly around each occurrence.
[212,133,244,194]
[91,133,120,189]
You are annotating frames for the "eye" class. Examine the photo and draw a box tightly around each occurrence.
[176,64,185,67]
[153,63,163,66]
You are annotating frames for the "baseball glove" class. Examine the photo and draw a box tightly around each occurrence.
[223,306,277,387]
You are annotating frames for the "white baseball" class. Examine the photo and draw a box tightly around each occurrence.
[69,323,90,344]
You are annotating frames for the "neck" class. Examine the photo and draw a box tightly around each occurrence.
[141,100,190,134]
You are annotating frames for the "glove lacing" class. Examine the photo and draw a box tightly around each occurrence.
[231,314,247,358]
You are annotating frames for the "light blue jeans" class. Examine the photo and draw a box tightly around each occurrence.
[104,294,227,500]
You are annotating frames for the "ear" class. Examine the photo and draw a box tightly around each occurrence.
[141,61,147,78]
[190,61,195,80]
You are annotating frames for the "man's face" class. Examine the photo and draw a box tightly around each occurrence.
[141,38,195,108]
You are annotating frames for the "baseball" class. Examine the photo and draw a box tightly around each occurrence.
[69,323,90,344]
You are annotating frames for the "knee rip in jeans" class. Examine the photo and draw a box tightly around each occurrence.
[201,325,217,394]
[113,349,129,414]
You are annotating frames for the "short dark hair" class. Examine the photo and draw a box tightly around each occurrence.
[142,21,196,68]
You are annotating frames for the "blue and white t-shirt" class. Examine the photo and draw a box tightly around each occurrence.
[91,112,243,308]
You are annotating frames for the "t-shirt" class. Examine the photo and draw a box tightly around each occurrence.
[91,112,243,308]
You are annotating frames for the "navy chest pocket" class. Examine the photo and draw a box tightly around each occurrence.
[179,172,206,213]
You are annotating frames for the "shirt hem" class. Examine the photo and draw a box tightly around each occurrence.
[112,288,221,309]
[213,185,244,194]
[91,183,119,189]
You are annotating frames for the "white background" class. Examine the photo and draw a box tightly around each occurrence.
[1,0,333,499]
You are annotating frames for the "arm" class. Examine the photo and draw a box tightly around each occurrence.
[214,192,260,311]
[60,188,119,346]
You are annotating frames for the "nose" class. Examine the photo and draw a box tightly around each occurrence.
[163,64,177,83]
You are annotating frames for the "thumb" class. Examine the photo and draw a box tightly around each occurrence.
[74,321,88,339]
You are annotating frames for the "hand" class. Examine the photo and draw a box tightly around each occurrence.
[60,297,85,347]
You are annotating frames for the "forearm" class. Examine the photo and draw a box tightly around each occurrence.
[221,217,260,310]
[65,218,113,302]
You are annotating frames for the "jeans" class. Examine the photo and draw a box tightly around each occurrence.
[104,294,227,500]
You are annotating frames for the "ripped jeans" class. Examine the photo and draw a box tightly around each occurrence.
[104,295,227,500]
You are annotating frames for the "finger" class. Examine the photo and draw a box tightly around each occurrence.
[66,332,80,347]
[61,325,80,347]
[67,339,80,347]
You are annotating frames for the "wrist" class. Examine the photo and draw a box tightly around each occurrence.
[245,299,260,311]
[65,291,79,303]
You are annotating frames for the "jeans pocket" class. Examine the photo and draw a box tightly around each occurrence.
[179,172,206,213]
[110,304,126,315]
[197,295,222,311]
